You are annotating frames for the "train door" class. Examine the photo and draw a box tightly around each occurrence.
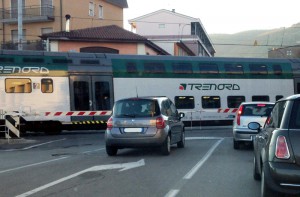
[294,78,300,94]
[69,75,113,121]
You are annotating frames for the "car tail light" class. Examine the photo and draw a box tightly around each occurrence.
[275,136,290,159]
[107,117,113,130]
[237,105,244,125]
[156,116,165,129]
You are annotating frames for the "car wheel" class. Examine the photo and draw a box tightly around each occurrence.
[261,165,279,197]
[233,139,240,149]
[253,156,261,180]
[161,135,171,155]
[177,131,185,148]
[106,145,118,156]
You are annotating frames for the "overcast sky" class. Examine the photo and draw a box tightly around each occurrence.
[124,0,300,34]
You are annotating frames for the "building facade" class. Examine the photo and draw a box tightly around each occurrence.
[268,45,300,58]
[0,0,128,49]
[128,9,215,57]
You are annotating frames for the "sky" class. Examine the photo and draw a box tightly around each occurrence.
[124,0,300,34]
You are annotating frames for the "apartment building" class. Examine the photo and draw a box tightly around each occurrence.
[129,9,215,57]
[0,0,128,49]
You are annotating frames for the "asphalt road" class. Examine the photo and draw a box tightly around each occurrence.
[0,127,261,197]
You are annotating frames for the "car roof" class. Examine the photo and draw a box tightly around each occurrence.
[116,96,168,101]
[283,94,300,101]
[239,101,275,105]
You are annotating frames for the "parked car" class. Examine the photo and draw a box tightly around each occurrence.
[233,102,274,149]
[249,94,300,197]
[105,96,185,156]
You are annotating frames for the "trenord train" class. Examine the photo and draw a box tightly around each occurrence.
[1,50,300,136]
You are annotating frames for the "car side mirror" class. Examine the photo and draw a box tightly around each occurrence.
[248,122,261,131]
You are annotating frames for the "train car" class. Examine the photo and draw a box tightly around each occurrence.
[0,50,300,136]
[109,55,300,126]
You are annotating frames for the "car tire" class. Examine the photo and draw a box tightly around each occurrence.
[106,145,118,156]
[233,139,240,149]
[253,156,261,180]
[177,131,185,148]
[261,165,280,197]
[161,135,171,155]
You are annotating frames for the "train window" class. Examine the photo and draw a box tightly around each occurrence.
[249,64,268,75]
[80,60,99,64]
[52,59,72,64]
[23,58,44,63]
[126,62,137,73]
[5,78,32,93]
[172,62,193,74]
[41,78,53,93]
[0,57,14,63]
[174,96,195,109]
[144,62,165,73]
[227,96,245,108]
[276,95,284,101]
[73,81,90,110]
[224,64,244,74]
[202,96,221,109]
[273,64,282,75]
[197,63,219,74]
[252,95,270,102]
[95,82,111,110]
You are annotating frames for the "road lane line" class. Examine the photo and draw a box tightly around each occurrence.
[164,189,180,197]
[184,138,223,179]
[3,138,66,152]
[164,138,224,197]
[82,147,105,154]
[0,157,69,174]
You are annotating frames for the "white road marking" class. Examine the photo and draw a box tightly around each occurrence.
[16,159,145,197]
[184,139,223,179]
[0,157,69,174]
[2,138,66,152]
[165,138,224,197]
[164,189,180,197]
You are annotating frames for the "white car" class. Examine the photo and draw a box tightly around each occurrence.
[232,102,274,149]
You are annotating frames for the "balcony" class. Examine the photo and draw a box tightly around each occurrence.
[0,5,54,24]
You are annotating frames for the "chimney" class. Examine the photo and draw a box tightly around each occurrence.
[65,14,71,32]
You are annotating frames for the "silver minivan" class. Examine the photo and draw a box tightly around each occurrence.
[105,96,185,156]
[233,102,274,149]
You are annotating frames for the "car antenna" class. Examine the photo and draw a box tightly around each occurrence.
[135,87,139,98]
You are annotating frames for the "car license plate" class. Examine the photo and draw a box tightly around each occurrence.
[124,128,142,133]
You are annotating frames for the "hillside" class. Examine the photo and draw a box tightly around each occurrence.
[209,22,300,58]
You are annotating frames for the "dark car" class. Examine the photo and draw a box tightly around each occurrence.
[249,94,300,197]
[105,96,185,156]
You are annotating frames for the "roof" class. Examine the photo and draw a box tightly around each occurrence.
[106,0,128,8]
[40,25,169,55]
[41,25,147,42]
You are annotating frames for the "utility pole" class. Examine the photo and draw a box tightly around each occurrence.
[18,0,23,50]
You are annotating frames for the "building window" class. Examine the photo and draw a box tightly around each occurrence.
[159,24,165,28]
[11,29,26,43]
[99,5,103,18]
[89,2,94,16]
[41,28,53,35]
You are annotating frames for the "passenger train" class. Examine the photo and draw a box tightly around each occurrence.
[0,50,300,135]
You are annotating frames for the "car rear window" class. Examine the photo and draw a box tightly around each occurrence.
[113,99,160,118]
[242,104,274,116]
[289,100,300,129]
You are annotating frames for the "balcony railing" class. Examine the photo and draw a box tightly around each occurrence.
[1,40,45,51]
[0,5,54,24]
